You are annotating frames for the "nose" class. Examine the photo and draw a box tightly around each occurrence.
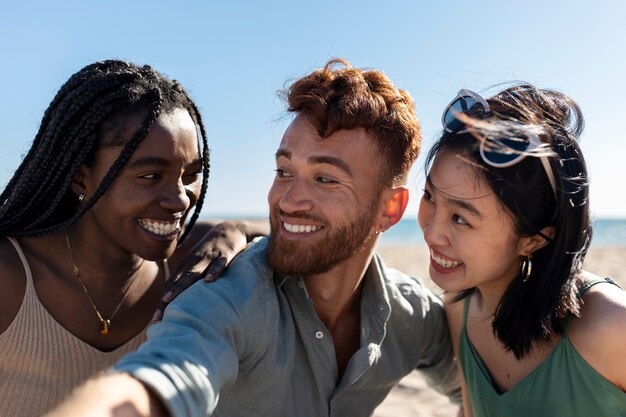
[272,178,313,214]
[160,178,192,213]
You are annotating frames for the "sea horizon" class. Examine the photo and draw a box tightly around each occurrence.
[200,215,626,248]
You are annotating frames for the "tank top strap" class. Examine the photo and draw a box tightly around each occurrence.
[577,277,622,299]
[462,295,471,327]
[564,277,622,336]
[6,237,34,289]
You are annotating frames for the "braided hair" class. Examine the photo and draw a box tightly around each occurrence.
[0,60,210,245]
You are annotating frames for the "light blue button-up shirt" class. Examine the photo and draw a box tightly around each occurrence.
[115,237,460,416]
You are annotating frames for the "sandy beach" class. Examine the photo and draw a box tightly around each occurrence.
[373,245,626,417]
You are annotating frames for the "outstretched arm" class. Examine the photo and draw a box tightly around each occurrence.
[48,240,272,417]
[46,373,167,417]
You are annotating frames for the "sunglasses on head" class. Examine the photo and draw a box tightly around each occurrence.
[442,89,557,197]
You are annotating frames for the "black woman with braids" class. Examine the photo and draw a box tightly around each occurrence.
[0,60,265,416]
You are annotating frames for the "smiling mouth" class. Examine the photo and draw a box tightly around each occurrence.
[138,218,180,236]
[430,249,461,269]
[283,221,323,234]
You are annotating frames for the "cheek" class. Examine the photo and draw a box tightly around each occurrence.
[97,182,136,209]
[267,181,281,206]
[187,182,202,206]
[417,199,430,230]
[465,236,517,275]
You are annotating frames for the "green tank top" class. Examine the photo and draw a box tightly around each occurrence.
[459,278,626,417]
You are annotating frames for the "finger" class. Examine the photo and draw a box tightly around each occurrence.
[151,308,163,323]
[168,270,199,290]
[164,270,204,302]
[162,291,174,303]
[173,268,197,283]
[203,257,228,282]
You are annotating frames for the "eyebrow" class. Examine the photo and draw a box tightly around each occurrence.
[426,177,483,218]
[127,157,202,169]
[275,149,353,177]
[448,198,482,218]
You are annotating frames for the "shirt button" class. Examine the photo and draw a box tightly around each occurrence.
[315,331,324,339]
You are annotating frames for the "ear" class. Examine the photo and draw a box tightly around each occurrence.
[378,185,409,231]
[518,225,556,255]
[70,165,89,198]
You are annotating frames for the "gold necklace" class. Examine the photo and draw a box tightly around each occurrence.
[65,230,142,335]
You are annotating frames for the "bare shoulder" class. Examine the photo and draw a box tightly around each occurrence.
[570,271,626,390]
[575,271,626,335]
[0,237,28,334]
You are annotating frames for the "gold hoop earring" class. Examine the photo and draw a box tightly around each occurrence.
[520,253,533,282]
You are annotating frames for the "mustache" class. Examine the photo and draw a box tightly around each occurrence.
[271,208,327,225]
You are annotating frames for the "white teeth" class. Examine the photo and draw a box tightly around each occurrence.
[431,250,461,268]
[284,222,322,234]
[138,219,179,236]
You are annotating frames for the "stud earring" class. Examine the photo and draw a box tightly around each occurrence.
[78,193,85,202]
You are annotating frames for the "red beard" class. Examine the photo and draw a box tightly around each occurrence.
[267,201,378,276]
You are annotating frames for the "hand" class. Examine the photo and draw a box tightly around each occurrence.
[151,221,249,322]
[45,373,167,417]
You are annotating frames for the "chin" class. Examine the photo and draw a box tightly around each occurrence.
[428,268,458,293]
[139,244,178,262]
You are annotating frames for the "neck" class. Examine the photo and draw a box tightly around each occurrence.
[65,224,150,287]
[303,245,376,380]
[303,243,375,330]
[473,272,518,318]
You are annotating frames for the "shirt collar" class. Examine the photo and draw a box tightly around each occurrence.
[273,254,393,328]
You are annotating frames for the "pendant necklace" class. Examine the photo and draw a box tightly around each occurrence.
[65,230,143,335]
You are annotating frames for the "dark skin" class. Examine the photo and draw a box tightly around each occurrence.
[0,109,266,351]
[0,221,264,352]
[0,109,204,351]
[3,233,165,351]
[0,238,29,333]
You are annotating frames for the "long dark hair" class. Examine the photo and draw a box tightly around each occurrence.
[0,60,210,244]
[426,84,590,359]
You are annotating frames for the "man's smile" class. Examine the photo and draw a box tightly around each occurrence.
[283,221,323,234]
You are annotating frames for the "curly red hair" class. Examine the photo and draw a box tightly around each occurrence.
[283,58,421,186]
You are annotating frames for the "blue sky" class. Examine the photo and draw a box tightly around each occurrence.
[1,0,624,220]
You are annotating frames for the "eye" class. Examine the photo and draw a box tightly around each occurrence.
[422,188,433,203]
[183,170,201,184]
[138,172,161,180]
[452,214,470,226]
[316,176,337,184]
[274,168,292,178]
